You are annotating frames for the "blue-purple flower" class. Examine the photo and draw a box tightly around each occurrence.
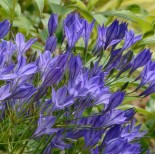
[130,49,152,74]
[0,20,10,39]
[33,114,59,138]
[15,33,37,55]
[0,13,151,154]
[48,14,58,36]
[45,36,57,53]
[81,19,95,48]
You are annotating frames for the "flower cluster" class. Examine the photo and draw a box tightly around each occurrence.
[0,13,153,153]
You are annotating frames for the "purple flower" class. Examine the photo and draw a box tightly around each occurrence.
[0,20,10,39]
[91,147,99,154]
[101,125,122,147]
[51,87,74,111]
[48,14,58,36]
[33,114,59,138]
[116,22,128,39]
[0,63,15,76]
[64,14,83,49]
[121,120,146,141]
[99,110,127,127]
[41,67,63,88]
[69,55,82,79]
[64,25,83,50]
[139,81,155,97]
[0,84,11,100]
[0,55,37,81]
[15,33,37,54]
[116,50,133,76]
[104,20,121,49]
[15,55,26,72]
[33,88,48,103]
[84,129,105,147]
[0,40,16,66]
[63,13,82,32]
[45,36,57,53]
[55,53,69,69]
[44,130,70,153]
[36,51,53,71]
[103,138,140,154]
[0,83,36,101]
[0,73,17,80]
[124,108,136,121]
[136,61,155,90]
[130,49,152,74]
[93,21,127,55]
[0,40,15,55]
[93,89,111,105]
[100,120,145,150]
[105,91,125,111]
[81,19,95,48]
[7,83,36,99]
[122,30,141,51]
[17,62,37,77]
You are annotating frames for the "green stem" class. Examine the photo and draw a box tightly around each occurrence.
[0,123,12,142]
[39,134,55,153]
[19,140,29,154]
[34,135,47,153]
[11,120,35,153]
[84,48,88,66]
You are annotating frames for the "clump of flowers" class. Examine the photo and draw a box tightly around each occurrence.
[0,13,153,153]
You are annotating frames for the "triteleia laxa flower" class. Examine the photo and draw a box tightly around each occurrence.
[45,35,57,53]
[130,48,152,74]
[48,14,58,36]
[0,12,152,154]
[0,20,10,39]
[33,114,59,138]
[15,33,37,55]
[81,19,95,49]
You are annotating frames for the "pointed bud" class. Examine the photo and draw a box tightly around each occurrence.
[48,14,58,36]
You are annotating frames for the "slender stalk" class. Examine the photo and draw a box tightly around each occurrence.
[11,119,35,153]
[34,135,47,153]
[19,140,29,154]
[39,134,55,153]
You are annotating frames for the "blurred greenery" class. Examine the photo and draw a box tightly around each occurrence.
[0,0,155,153]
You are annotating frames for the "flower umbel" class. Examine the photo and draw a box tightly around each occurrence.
[0,13,152,154]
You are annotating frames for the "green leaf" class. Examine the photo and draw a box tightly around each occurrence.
[93,14,107,25]
[0,0,17,21]
[38,28,48,42]
[68,0,94,22]
[123,96,138,104]
[136,107,155,118]
[93,0,123,12]
[35,0,44,15]
[48,2,74,16]
[110,77,139,85]
[119,104,155,118]
[139,36,155,45]
[0,0,10,14]
[13,15,35,34]
[126,4,147,14]
[47,0,61,5]
[15,3,21,16]
[87,0,100,10]
[120,82,129,91]
[97,10,152,33]
[32,42,44,51]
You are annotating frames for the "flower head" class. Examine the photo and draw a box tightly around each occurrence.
[0,13,150,154]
